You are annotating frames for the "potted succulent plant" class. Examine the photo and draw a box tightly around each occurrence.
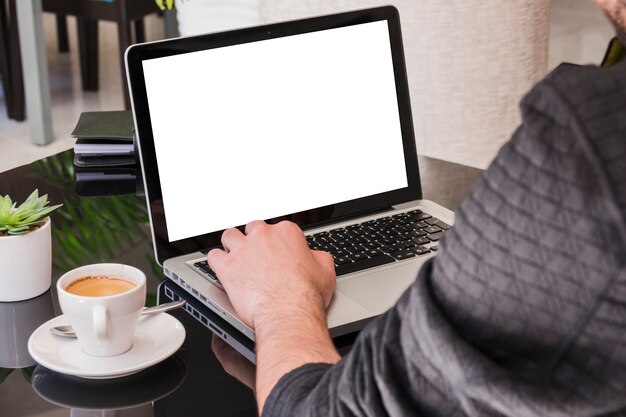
[0,190,62,302]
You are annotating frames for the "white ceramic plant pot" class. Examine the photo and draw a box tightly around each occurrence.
[176,0,260,37]
[0,218,52,302]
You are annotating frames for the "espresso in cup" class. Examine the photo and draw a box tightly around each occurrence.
[65,275,136,297]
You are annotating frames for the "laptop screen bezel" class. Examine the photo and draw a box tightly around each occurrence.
[126,5,423,265]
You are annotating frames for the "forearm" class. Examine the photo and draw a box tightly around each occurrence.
[254,291,340,414]
[258,264,452,417]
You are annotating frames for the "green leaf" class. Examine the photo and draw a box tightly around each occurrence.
[12,190,40,217]
[0,189,61,232]
[0,368,14,384]
[16,204,62,225]
[0,195,12,217]
[57,228,82,265]
[166,0,174,10]
[21,366,35,384]
[145,293,157,307]
[7,225,30,235]
[50,157,63,177]
[35,194,49,210]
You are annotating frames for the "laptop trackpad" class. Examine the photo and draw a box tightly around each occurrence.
[336,262,419,313]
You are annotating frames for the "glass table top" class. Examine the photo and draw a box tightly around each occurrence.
[0,150,482,417]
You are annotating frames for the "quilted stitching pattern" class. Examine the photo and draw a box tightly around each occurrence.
[431,62,626,414]
[263,62,626,417]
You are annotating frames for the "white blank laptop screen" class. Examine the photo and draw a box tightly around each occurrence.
[142,21,408,242]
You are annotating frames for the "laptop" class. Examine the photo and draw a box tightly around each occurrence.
[125,5,455,342]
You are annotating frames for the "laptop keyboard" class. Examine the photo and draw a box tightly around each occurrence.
[192,209,449,283]
[306,209,448,276]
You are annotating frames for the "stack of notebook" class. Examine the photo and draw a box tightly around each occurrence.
[72,110,136,167]
[72,110,140,196]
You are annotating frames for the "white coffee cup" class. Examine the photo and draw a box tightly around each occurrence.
[56,264,147,357]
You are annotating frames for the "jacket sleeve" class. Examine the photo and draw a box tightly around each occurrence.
[263,258,467,417]
[262,63,626,417]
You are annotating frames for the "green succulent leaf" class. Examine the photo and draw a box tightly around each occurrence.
[0,195,13,217]
[16,204,62,225]
[12,190,42,216]
[0,190,63,236]
[7,225,30,235]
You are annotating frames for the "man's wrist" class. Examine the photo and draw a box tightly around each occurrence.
[254,295,337,364]
[253,287,327,331]
[253,290,340,412]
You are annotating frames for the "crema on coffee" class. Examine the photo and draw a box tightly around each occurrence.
[65,276,136,297]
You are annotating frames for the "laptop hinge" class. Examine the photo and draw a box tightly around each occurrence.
[301,206,394,232]
[197,206,394,254]
[200,245,223,256]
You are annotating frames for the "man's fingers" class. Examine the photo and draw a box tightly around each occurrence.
[207,247,227,270]
[244,220,266,235]
[312,250,335,273]
[221,227,245,252]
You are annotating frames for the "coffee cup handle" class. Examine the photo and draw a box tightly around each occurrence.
[93,305,109,341]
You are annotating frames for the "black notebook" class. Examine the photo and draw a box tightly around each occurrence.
[72,110,137,168]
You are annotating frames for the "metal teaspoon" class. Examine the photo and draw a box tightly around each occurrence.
[49,299,186,338]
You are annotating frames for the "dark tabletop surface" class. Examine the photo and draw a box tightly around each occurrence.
[0,150,482,417]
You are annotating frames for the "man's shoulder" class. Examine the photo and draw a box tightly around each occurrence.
[519,61,626,220]
[521,61,626,127]
[529,61,626,108]
[545,61,620,83]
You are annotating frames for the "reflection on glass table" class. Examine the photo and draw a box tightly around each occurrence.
[0,290,55,375]
[31,354,186,417]
[158,279,359,392]
[159,280,255,364]
[74,165,144,198]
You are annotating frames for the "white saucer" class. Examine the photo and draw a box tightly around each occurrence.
[28,313,186,379]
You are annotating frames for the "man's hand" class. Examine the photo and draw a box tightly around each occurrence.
[207,220,336,329]
[207,220,341,413]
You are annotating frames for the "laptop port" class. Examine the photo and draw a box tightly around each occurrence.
[208,322,223,337]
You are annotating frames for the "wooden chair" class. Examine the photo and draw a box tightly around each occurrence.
[42,0,158,108]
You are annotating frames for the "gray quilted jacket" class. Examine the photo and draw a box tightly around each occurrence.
[263,61,626,417]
